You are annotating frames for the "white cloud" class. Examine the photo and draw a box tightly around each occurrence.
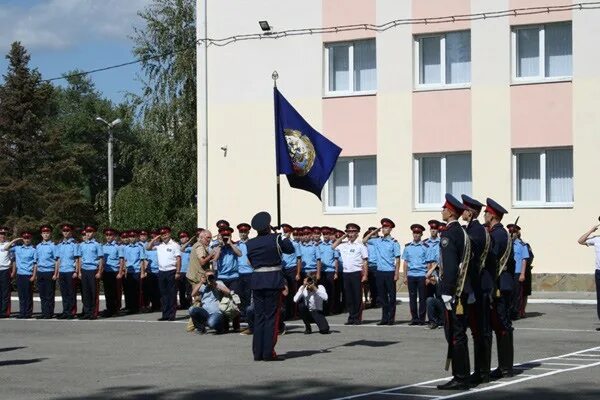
[0,0,152,51]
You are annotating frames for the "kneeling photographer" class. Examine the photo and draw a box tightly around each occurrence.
[189,271,235,334]
[293,273,330,334]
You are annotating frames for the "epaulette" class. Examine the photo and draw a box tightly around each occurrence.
[405,242,412,247]
[422,242,429,248]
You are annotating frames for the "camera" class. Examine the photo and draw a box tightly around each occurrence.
[306,276,314,284]
[206,274,216,283]
[222,236,230,244]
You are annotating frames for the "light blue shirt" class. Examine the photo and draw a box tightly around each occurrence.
[103,241,123,272]
[181,246,191,274]
[146,247,159,273]
[237,241,253,275]
[216,246,238,280]
[123,243,146,273]
[80,239,103,270]
[199,282,224,315]
[35,241,56,273]
[282,241,300,270]
[370,236,401,272]
[424,237,441,264]
[318,241,338,273]
[513,239,530,274]
[401,241,429,277]
[12,244,37,275]
[56,239,80,273]
[366,238,379,269]
[300,242,320,272]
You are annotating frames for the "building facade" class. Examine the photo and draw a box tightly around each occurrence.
[197,0,600,289]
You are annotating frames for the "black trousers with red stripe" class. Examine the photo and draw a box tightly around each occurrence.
[0,269,12,317]
[252,288,281,361]
[81,269,99,317]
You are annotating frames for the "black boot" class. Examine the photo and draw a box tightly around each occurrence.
[491,333,513,379]
[480,335,492,382]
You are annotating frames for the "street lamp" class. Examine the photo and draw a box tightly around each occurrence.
[95,117,122,224]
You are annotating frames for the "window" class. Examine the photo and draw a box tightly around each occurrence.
[324,39,376,95]
[512,22,572,81]
[513,148,573,207]
[414,30,471,88]
[326,157,377,212]
[414,153,472,209]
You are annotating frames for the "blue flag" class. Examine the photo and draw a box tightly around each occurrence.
[274,88,342,199]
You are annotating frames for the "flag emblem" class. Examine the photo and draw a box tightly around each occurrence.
[284,129,315,176]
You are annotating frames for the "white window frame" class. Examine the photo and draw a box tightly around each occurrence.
[511,22,572,84]
[511,148,574,208]
[413,31,471,91]
[323,156,377,214]
[323,39,377,97]
[413,152,472,210]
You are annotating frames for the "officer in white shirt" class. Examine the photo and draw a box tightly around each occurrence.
[294,273,330,334]
[0,227,13,318]
[578,222,600,328]
[332,223,368,325]
[148,226,181,321]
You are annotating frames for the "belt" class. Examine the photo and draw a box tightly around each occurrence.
[254,266,282,273]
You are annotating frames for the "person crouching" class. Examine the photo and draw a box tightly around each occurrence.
[189,271,229,334]
[293,273,330,334]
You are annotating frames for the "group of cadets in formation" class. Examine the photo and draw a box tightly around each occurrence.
[0,194,533,387]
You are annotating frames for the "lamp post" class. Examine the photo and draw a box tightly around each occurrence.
[95,117,122,224]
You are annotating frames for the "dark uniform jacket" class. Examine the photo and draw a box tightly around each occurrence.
[489,223,515,292]
[439,220,466,297]
[466,219,496,294]
[246,233,294,290]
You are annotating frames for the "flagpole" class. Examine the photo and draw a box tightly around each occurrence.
[272,70,282,228]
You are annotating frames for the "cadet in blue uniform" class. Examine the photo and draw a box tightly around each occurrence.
[297,227,321,282]
[236,223,253,321]
[213,226,242,292]
[362,227,379,308]
[281,224,300,320]
[424,220,442,299]
[401,224,429,325]
[461,194,494,384]
[437,194,471,390]
[143,229,162,312]
[484,198,515,379]
[35,225,58,319]
[507,224,529,321]
[0,227,12,318]
[56,224,81,319]
[318,227,339,315]
[101,228,124,317]
[78,226,104,319]
[123,230,146,314]
[6,232,37,319]
[246,212,294,361]
[178,231,192,309]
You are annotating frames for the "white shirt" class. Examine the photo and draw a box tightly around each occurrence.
[336,240,368,273]
[585,236,600,270]
[293,284,328,311]
[156,239,181,271]
[0,241,11,270]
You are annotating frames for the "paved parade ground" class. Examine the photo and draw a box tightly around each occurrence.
[1,299,598,400]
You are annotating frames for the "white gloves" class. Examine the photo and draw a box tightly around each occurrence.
[441,295,453,311]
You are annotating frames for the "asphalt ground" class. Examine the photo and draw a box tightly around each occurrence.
[1,299,599,400]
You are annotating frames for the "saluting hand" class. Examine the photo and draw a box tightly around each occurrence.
[95,272,102,279]
[72,272,78,279]
[52,274,58,281]
[29,275,36,282]
[175,272,181,280]
[592,224,600,232]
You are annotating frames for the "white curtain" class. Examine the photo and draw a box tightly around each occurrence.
[421,36,441,84]
[546,149,573,202]
[545,22,572,77]
[354,40,377,91]
[517,153,541,201]
[420,156,441,204]
[446,154,472,198]
[328,159,349,207]
[354,158,377,208]
[517,28,540,77]
[446,31,471,84]
[329,45,349,91]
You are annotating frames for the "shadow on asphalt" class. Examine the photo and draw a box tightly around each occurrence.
[0,346,27,353]
[0,358,47,367]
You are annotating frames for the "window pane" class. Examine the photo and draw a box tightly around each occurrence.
[420,36,441,84]
[545,22,572,77]
[328,45,349,91]
[354,40,377,91]
[546,149,573,202]
[446,31,471,84]
[328,159,349,207]
[517,153,541,201]
[354,158,377,208]
[517,28,540,77]
[446,154,472,198]
[419,156,441,204]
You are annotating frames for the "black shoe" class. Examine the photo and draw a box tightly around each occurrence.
[35,315,46,320]
[100,311,113,318]
[409,321,419,326]
[158,317,168,321]
[353,321,362,325]
[89,315,97,320]
[78,314,90,320]
[428,323,439,330]
[469,373,490,385]
[66,315,75,320]
[387,321,395,326]
[263,356,285,362]
[319,330,331,334]
[376,321,388,326]
[56,314,66,319]
[344,321,353,325]
[304,326,312,334]
[490,368,513,379]
[437,378,469,390]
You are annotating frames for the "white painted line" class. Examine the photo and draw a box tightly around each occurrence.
[395,296,597,305]
[567,354,600,357]
[514,366,561,371]
[418,386,438,389]
[517,327,598,333]
[381,394,437,398]
[330,378,451,400]
[542,362,584,367]
[558,358,600,362]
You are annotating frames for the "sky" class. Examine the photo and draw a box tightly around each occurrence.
[0,0,153,104]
